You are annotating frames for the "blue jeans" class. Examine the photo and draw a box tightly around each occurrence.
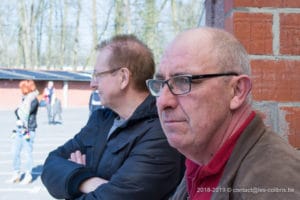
[47,103,54,123]
[11,129,35,173]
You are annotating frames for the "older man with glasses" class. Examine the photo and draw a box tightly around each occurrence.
[147,27,300,200]
[41,34,184,200]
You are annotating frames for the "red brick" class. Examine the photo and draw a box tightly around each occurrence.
[280,106,300,148]
[280,14,300,55]
[282,0,300,7]
[233,0,300,8]
[251,60,300,101]
[233,13,273,55]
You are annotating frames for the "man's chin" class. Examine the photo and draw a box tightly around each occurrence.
[166,133,185,149]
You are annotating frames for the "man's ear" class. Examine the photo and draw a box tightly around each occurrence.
[230,75,252,110]
[120,68,130,90]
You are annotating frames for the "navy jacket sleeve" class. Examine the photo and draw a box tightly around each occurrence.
[41,113,104,199]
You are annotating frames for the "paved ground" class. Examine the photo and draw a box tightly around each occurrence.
[0,107,90,200]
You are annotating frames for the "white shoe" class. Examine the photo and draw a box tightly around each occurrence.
[6,172,21,183]
[20,173,32,185]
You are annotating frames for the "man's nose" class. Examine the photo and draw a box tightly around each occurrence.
[90,79,98,89]
[156,83,177,110]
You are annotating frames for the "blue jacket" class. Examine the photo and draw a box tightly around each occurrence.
[41,95,184,200]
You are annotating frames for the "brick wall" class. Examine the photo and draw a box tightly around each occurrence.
[206,0,300,148]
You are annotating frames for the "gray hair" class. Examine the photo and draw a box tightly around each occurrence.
[210,29,251,76]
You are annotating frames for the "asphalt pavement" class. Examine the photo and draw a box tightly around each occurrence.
[0,107,90,200]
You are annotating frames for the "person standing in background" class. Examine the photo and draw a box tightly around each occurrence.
[88,89,103,116]
[8,80,39,184]
[43,81,56,124]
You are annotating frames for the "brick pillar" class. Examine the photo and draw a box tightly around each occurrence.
[206,0,300,148]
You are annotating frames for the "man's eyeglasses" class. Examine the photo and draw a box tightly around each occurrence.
[146,72,239,97]
[92,67,122,81]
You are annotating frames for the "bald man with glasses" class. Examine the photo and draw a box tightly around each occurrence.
[147,27,300,200]
[42,34,184,200]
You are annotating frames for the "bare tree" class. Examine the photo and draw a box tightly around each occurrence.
[141,0,158,55]
[36,1,45,68]
[0,2,18,67]
[16,0,46,69]
[18,0,32,68]
[83,0,98,70]
[171,0,179,32]
[59,0,68,69]
[124,0,131,33]
[114,0,125,34]
[0,0,205,70]
[72,0,81,67]
[46,1,53,69]
[84,0,114,69]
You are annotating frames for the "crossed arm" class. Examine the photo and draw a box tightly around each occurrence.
[69,150,108,194]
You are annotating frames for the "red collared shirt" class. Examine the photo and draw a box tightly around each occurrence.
[186,112,256,200]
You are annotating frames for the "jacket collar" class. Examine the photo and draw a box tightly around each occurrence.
[213,113,265,189]
[120,94,158,126]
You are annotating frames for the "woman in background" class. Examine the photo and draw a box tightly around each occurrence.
[8,80,39,184]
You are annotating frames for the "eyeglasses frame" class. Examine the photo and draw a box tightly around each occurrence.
[92,67,122,81]
[146,72,239,96]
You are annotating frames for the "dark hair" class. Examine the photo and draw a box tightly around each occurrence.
[96,34,155,92]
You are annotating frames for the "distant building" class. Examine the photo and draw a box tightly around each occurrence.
[0,68,92,110]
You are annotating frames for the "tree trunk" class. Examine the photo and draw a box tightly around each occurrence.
[72,0,81,68]
[18,0,32,68]
[59,0,68,69]
[46,1,53,70]
[114,0,124,34]
[171,0,179,33]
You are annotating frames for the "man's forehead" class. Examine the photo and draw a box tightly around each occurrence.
[157,51,204,75]
[159,45,195,67]
[156,56,187,78]
[156,62,203,79]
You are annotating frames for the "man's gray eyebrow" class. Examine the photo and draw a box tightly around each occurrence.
[154,73,164,79]
[154,72,190,79]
